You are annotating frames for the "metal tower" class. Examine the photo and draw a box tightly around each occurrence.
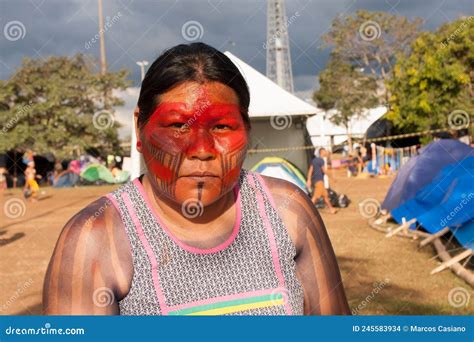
[266,0,294,93]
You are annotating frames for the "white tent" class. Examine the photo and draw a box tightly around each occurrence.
[223,52,319,172]
[306,106,387,149]
[224,51,318,118]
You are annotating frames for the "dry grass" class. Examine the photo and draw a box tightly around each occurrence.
[0,171,472,315]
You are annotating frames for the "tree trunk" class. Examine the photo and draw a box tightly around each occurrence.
[347,127,353,154]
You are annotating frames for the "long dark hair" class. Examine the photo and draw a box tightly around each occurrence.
[137,42,251,130]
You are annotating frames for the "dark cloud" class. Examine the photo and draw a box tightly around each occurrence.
[1,0,472,93]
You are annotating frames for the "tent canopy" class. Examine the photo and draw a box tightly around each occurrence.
[382,139,473,212]
[306,106,387,147]
[251,157,308,193]
[224,51,318,118]
[382,139,474,249]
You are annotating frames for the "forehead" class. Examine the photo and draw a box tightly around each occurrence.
[159,81,239,107]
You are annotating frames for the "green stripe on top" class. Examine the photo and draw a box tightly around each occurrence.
[168,292,283,315]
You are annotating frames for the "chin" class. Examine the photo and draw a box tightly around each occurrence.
[175,177,224,206]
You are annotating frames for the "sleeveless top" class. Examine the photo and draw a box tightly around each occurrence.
[106,168,304,315]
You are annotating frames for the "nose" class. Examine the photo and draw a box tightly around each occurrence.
[186,128,217,161]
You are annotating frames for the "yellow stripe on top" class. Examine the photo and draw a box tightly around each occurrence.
[187,298,285,316]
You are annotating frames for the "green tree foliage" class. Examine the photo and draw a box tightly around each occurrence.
[0,54,130,158]
[322,10,422,96]
[387,16,473,133]
[314,54,378,151]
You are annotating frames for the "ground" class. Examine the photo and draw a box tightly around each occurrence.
[0,171,472,315]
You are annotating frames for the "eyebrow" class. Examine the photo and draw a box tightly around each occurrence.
[152,102,240,117]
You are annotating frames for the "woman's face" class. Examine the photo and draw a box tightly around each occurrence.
[138,81,249,207]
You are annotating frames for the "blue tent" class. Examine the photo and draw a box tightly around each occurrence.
[382,139,474,248]
[382,139,473,212]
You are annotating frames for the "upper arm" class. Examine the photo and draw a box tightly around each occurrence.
[42,197,131,315]
[261,175,350,315]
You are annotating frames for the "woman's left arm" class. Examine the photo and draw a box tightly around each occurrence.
[262,176,351,315]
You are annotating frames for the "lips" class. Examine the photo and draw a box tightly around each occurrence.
[182,172,219,177]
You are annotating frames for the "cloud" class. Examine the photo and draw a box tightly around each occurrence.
[1,0,470,95]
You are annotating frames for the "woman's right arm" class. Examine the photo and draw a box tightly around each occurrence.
[43,197,132,315]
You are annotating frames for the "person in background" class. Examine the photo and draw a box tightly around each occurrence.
[307,148,337,214]
[24,161,41,201]
[0,167,7,192]
[346,154,359,177]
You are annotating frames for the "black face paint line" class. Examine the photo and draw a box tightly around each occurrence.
[197,182,204,202]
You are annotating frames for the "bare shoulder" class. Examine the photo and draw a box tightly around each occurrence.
[43,196,132,314]
[259,174,351,315]
[259,175,326,254]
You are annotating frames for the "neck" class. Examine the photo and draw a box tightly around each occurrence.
[142,174,236,228]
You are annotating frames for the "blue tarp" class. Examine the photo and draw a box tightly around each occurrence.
[382,139,474,249]
[382,139,473,212]
[391,157,474,233]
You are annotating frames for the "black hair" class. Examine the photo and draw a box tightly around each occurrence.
[137,42,251,130]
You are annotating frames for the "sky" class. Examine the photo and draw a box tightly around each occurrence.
[1,0,472,137]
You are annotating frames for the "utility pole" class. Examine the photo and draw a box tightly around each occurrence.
[98,0,107,75]
[136,61,149,82]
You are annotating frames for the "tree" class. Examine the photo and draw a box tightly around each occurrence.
[0,54,130,158]
[314,54,379,152]
[386,17,473,136]
[322,10,422,101]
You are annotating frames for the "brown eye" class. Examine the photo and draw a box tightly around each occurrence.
[214,124,231,131]
[169,122,185,128]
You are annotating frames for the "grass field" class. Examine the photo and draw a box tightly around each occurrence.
[0,171,472,315]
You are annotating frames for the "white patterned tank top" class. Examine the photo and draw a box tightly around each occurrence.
[106,168,304,315]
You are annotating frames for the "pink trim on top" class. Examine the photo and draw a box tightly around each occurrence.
[247,173,293,315]
[132,177,242,255]
[167,288,282,312]
[121,191,169,315]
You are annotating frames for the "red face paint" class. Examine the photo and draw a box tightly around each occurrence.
[140,85,248,206]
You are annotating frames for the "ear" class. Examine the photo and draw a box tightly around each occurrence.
[134,106,142,153]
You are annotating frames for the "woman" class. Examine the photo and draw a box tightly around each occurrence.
[43,43,350,315]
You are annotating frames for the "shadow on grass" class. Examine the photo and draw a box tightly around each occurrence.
[337,255,471,315]
[13,302,42,315]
